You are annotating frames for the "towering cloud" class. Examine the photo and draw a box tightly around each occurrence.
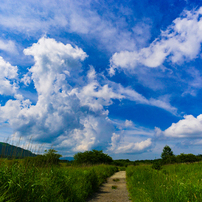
[0,37,156,155]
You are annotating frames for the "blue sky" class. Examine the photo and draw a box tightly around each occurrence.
[1,0,202,160]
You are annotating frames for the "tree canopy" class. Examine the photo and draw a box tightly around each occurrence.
[73,149,113,165]
[44,149,62,164]
[24,149,62,167]
[161,145,174,160]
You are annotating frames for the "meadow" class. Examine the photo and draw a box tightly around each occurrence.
[0,158,117,202]
[1,143,202,202]
[126,162,202,202]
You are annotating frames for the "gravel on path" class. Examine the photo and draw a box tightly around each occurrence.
[87,171,131,202]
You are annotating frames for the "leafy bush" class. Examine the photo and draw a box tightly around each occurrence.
[152,161,162,170]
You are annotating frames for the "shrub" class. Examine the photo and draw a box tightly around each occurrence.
[176,153,198,163]
[152,161,162,170]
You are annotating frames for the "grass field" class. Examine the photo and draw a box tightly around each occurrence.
[126,162,202,202]
[0,159,117,202]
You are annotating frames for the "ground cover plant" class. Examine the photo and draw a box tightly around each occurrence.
[126,162,202,202]
[0,159,117,202]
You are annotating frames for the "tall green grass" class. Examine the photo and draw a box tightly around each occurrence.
[126,162,202,202]
[0,159,117,202]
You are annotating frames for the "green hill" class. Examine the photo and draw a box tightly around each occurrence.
[0,142,37,159]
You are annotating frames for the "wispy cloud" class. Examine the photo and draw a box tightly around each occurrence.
[0,39,17,54]
[182,67,202,96]
[0,0,151,53]
[108,132,152,154]
[70,66,177,114]
[107,119,154,154]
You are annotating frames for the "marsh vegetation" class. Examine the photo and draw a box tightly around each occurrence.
[0,147,117,202]
[126,162,202,202]
[0,159,117,202]
[126,145,202,202]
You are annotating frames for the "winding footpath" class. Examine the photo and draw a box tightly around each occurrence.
[87,171,131,202]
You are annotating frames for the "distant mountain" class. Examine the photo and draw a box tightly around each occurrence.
[60,156,74,161]
[0,142,37,158]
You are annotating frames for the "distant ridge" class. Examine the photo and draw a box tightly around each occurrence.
[0,142,37,158]
[60,156,74,161]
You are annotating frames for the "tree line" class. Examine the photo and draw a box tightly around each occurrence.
[152,145,202,170]
[2,143,202,167]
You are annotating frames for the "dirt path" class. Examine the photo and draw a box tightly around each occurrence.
[87,171,131,202]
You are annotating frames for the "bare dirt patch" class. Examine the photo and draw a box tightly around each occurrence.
[87,171,131,202]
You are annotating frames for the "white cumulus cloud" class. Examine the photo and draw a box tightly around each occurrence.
[163,114,202,138]
[0,56,18,96]
[108,132,152,154]
[110,7,202,75]
[0,37,123,155]
[0,37,175,156]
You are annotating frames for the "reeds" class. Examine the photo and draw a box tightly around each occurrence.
[0,138,118,201]
[0,160,117,202]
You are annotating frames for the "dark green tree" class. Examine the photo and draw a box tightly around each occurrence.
[74,149,113,165]
[44,149,62,165]
[176,153,198,163]
[24,149,62,167]
[161,145,174,159]
[161,145,175,164]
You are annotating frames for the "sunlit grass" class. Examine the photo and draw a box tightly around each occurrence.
[0,159,117,202]
[126,162,202,202]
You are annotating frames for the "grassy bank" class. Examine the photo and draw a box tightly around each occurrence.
[126,162,202,202]
[0,159,117,202]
